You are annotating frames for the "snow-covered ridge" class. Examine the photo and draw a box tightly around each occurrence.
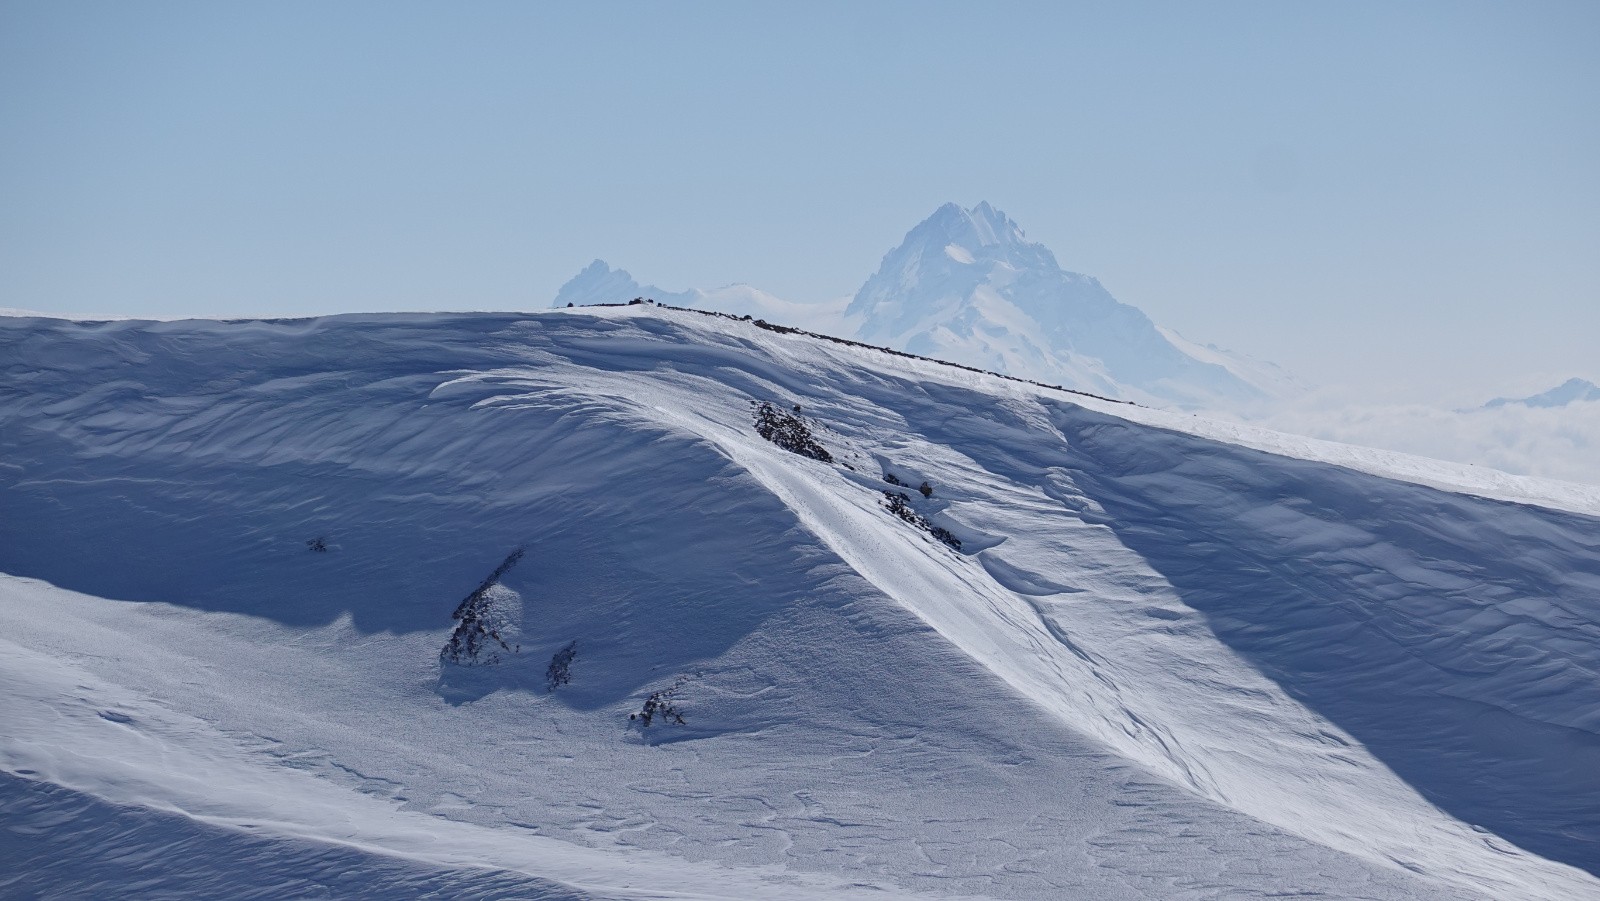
[554,259,853,336]
[3,307,1598,899]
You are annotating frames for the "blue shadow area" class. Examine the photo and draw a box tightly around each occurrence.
[1054,406,1600,875]
[0,774,584,899]
[0,313,848,714]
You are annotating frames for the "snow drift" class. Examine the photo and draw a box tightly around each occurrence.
[2,307,1598,899]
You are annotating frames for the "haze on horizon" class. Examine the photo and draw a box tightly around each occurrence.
[1,1,1596,403]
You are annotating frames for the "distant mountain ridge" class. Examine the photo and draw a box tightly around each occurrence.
[553,260,849,334]
[552,260,695,308]
[551,202,1298,409]
[1484,378,1600,410]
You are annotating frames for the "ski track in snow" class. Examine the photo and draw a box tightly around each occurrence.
[2,306,1598,899]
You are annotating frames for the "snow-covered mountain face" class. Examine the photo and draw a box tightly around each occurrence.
[4,307,1600,900]
[551,203,1292,409]
[1485,377,1600,409]
[845,202,1274,407]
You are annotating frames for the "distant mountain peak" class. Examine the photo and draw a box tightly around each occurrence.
[552,260,694,308]
[842,202,1268,407]
[1484,377,1600,410]
[968,199,1021,242]
[907,201,1037,258]
[551,203,1291,409]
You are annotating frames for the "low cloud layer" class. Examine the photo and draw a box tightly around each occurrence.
[1238,397,1600,488]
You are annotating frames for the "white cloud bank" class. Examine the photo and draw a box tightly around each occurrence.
[1234,397,1600,488]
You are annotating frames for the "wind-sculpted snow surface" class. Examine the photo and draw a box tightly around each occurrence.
[2,307,1598,899]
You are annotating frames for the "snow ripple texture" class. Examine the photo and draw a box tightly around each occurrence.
[1,307,1597,900]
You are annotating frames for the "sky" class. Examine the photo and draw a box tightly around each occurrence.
[1,1,1596,402]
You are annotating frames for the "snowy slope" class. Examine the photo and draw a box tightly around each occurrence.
[3,308,1599,899]
[1155,324,1309,403]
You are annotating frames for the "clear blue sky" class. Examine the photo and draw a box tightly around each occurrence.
[2,1,1595,398]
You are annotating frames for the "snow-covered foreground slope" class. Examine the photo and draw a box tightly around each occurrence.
[3,308,1598,899]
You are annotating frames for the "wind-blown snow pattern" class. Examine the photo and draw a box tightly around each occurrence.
[3,307,1599,899]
